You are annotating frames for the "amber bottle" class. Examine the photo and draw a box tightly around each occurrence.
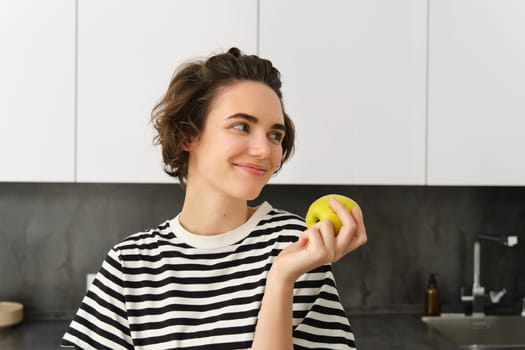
[424,273,441,316]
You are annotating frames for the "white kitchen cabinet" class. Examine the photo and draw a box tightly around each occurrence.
[77,0,257,183]
[427,0,525,185]
[0,0,75,182]
[260,0,427,184]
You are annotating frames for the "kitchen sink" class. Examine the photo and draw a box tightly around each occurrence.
[422,314,525,349]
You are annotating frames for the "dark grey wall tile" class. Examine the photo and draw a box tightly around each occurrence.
[0,183,523,319]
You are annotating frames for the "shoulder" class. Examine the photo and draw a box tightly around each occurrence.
[261,206,306,227]
[111,218,184,256]
[250,204,307,240]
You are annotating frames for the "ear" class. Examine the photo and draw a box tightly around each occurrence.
[182,135,200,152]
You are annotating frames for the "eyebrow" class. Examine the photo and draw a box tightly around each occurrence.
[227,113,286,131]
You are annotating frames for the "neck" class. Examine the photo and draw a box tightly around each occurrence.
[179,184,253,236]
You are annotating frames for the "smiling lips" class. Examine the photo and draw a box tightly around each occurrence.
[234,162,268,176]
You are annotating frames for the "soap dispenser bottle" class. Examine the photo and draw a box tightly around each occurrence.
[424,273,441,316]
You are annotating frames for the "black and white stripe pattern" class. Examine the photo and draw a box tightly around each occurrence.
[62,202,356,349]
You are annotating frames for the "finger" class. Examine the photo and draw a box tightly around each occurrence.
[328,197,356,234]
[296,231,308,247]
[305,225,332,265]
[334,228,354,261]
[337,207,367,258]
[350,206,368,247]
[350,206,363,227]
[315,220,336,261]
[329,198,358,258]
[305,225,324,250]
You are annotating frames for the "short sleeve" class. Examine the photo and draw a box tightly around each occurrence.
[292,265,356,350]
[61,248,134,350]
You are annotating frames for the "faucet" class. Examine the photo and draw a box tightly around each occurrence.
[461,233,518,315]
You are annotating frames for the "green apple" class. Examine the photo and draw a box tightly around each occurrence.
[305,194,360,234]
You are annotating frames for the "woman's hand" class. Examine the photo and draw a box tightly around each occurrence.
[254,197,366,349]
[270,196,367,286]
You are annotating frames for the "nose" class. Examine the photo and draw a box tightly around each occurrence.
[248,132,272,159]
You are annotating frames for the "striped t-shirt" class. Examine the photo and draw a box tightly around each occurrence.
[62,202,356,349]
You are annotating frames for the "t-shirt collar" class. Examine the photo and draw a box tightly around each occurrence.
[169,202,273,249]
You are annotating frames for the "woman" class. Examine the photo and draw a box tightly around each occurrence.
[62,47,367,349]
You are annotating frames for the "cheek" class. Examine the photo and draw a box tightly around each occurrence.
[218,134,247,158]
[272,145,284,166]
[225,135,247,151]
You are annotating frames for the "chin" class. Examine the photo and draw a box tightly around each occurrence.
[235,184,265,202]
[245,190,264,202]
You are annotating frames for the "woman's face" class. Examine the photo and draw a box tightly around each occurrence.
[186,80,285,201]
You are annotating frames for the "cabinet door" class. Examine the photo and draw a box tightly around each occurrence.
[77,0,257,183]
[0,0,75,182]
[428,0,525,185]
[260,0,427,184]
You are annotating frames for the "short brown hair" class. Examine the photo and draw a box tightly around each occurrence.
[151,47,295,185]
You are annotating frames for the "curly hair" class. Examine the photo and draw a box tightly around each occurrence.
[151,47,295,185]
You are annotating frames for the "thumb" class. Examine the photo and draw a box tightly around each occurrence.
[297,234,308,247]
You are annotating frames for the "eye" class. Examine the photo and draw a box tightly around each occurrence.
[232,122,249,132]
[269,131,285,143]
